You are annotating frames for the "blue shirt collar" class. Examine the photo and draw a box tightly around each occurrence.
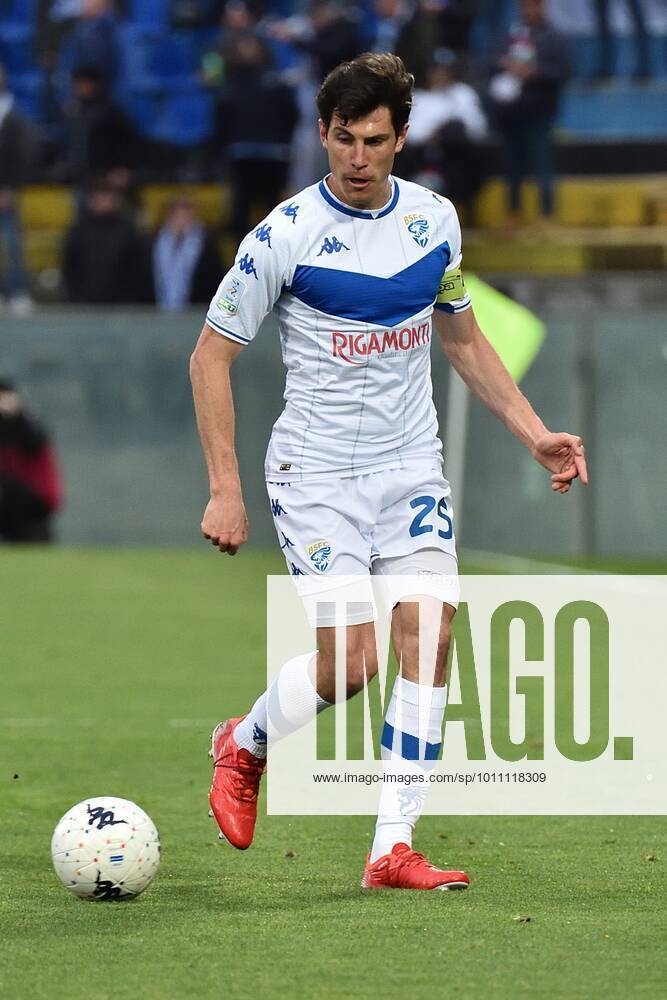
[318,175,400,220]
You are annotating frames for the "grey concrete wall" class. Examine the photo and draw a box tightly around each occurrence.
[2,278,665,555]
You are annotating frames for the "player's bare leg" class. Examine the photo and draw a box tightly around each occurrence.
[362,597,470,890]
[314,620,379,702]
[209,620,378,849]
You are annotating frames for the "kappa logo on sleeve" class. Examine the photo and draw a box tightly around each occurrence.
[216,276,247,315]
[307,540,332,573]
[254,224,272,248]
[280,202,300,223]
[238,254,259,279]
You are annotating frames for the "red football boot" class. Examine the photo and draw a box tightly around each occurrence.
[208,717,266,850]
[361,843,470,891]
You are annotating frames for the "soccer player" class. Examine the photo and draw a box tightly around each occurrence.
[190,52,587,891]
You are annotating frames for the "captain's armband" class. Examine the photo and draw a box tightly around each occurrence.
[436,267,465,305]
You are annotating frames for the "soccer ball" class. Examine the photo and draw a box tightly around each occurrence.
[51,797,160,901]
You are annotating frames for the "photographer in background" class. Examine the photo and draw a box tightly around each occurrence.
[0,380,63,543]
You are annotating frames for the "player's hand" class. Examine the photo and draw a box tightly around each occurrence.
[531,432,588,494]
[201,494,248,555]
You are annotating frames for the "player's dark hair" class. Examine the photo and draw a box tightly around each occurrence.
[316,52,414,137]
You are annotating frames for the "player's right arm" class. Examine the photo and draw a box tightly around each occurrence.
[190,324,248,554]
[190,208,295,553]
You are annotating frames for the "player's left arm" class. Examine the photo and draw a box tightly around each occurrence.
[434,305,588,493]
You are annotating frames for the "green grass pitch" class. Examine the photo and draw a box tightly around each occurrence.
[1,548,665,999]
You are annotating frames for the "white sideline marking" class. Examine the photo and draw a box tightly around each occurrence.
[461,548,592,575]
[0,717,55,728]
[461,550,666,597]
[2,717,218,729]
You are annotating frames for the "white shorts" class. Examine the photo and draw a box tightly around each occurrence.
[266,464,459,627]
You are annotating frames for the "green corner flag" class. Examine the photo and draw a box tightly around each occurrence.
[465,275,546,383]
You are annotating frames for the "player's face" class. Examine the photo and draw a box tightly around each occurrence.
[319,106,408,210]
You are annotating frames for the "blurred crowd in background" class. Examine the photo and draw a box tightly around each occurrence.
[0,0,666,313]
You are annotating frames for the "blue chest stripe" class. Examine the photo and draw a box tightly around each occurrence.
[288,241,451,328]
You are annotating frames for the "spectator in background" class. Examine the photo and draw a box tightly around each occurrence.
[368,0,411,54]
[213,33,298,240]
[63,0,119,86]
[471,0,514,57]
[488,0,569,224]
[35,2,80,161]
[37,0,80,73]
[398,48,488,213]
[0,64,34,318]
[62,66,140,198]
[270,1,361,190]
[396,0,476,88]
[153,199,222,311]
[285,0,362,81]
[0,379,62,543]
[593,0,651,81]
[200,0,267,87]
[63,182,151,303]
[267,1,362,81]
[170,0,230,30]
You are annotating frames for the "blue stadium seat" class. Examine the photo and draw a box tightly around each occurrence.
[0,0,37,21]
[117,24,162,92]
[266,36,299,73]
[0,25,36,76]
[152,90,214,145]
[149,35,198,82]
[561,81,667,138]
[10,71,45,121]
[117,31,201,93]
[127,0,169,27]
[121,91,163,138]
[569,34,666,82]
[187,25,218,53]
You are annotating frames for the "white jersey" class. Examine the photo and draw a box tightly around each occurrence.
[206,175,471,482]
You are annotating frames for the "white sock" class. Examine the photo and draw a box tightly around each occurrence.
[234,653,331,759]
[370,676,446,862]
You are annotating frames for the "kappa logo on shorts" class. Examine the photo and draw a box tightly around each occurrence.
[216,276,246,315]
[403,213,432,248]
[307,539,332,573]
